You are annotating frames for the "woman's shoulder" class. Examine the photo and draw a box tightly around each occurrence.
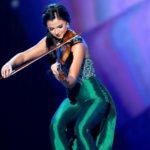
[68,29,84,47]
[70,35,83,46]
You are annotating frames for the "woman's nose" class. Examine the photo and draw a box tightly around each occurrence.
[55,29,59,35]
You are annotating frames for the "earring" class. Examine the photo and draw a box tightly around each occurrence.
[67,23,70,28]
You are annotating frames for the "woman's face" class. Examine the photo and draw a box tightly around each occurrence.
[47,18,68,39]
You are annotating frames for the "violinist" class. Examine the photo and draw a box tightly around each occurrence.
[1,3,116,150]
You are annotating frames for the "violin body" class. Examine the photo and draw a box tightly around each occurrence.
[48,29,77,65]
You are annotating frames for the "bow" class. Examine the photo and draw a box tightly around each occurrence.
[0,33,80,80]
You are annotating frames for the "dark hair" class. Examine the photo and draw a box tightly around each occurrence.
[42,3,71,27]
[42,4,71,64]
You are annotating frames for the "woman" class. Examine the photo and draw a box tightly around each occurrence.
[1,3,116,150]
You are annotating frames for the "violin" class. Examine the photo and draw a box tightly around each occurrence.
[59,29,76,65]
[55,29,77,80]
[0,29,80,80]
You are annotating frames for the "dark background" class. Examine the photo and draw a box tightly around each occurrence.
[1,0,150,150]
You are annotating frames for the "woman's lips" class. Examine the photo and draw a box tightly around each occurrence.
[56,34,62,38]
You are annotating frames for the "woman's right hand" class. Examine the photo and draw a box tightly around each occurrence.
[1,62,13,78]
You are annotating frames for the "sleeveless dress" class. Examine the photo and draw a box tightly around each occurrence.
[49,35,116,150]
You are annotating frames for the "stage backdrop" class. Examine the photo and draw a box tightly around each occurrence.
[0,0,150,150]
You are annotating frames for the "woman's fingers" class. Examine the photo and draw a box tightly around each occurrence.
[5,68,11,78]
[51,62,60,76]
[1,63,12,78]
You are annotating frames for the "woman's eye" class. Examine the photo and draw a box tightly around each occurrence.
[58,25,63,28]
[48,28,54,31]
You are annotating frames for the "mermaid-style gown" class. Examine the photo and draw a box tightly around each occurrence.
[49,36,116,150]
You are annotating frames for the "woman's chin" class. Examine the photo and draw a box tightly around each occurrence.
[57,36,63,39]
[55,35,63,39]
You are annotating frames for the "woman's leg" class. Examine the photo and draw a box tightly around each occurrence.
[50,98,80,150]
[74,100,109,150]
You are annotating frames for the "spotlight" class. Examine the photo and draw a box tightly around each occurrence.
[10,0,20,9]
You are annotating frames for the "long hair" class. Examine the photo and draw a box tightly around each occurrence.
[42,3,71,49]
[42,4,71,64]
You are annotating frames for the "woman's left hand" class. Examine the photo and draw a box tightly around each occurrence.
[51,62,66,81]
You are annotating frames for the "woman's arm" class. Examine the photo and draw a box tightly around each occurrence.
[65,43,85,87]
[51,42,87,88]
[1,37,47,78]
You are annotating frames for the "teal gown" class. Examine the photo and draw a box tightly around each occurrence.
[49,36,116,150]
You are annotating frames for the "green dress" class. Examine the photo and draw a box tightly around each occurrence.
[49,36,116,150]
